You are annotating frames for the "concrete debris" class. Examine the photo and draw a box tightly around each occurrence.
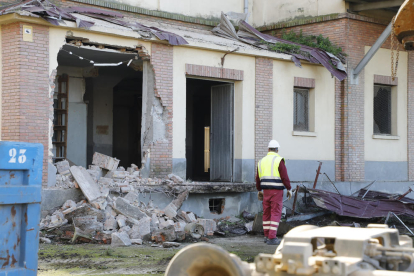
[92,152,120,171]
[162,242,181,248]
[40,237,52,244]
[44,152,249,248]
[197,219,217,236]
[111,232,131,247]
[184,223,204,239]
[168,173,184,184]
[131,239,143,245]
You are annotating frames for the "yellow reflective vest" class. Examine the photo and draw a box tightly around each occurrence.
[258,152,285,190]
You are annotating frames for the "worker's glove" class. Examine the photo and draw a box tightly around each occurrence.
[287,190,293,200]
[258,191,264,201]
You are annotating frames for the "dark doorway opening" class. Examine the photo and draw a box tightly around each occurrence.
[186,78,234,182]
[113,77,142,168]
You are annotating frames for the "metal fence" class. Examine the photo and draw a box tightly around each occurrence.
[373,85,392,135]
[293,88,309,131]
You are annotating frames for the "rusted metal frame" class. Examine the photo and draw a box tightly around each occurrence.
[313,162,322,189]
[396,186,413,200]
[323,173,341,195]
[291,186,300,217]
[385,211,414,236]
[350,180,376,197]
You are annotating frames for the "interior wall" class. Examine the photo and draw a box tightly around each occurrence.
[56,66,87,167]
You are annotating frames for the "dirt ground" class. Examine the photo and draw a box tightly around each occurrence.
[38,235,275,276]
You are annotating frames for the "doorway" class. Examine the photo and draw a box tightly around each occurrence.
[186,78,234,182]
[113,77,142,168]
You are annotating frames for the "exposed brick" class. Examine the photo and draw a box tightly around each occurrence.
[374,75,398,86]
[255,58,273,166]
[185,64,244,80]
[294,77,315,88]
[1,23,50,184]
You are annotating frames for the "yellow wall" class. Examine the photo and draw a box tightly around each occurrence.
[172,47,256,161]
[273,61,336,161]
[364,47,408,162]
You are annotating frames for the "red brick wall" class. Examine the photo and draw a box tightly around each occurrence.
[150,43,173,178]
[255,58,273,165]
[408,52,414,181]
[1,22,50,184]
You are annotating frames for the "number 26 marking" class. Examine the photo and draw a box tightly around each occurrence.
[9,148,27,164]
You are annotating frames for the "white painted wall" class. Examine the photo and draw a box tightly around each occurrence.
[273,62,336,161]
[56,66,88,167]
[172,47,256,161]
[106,0,345,26]
[364,47,408,162]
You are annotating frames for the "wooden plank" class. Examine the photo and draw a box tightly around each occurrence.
[70,166,102,203]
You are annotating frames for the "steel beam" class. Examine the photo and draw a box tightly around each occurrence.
[351,0,404,11]
[353,22,392,78]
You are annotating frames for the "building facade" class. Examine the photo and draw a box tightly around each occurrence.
[0,0,411,207]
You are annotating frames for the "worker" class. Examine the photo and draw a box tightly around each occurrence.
[256,140,292,245]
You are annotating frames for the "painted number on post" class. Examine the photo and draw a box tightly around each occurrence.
[9,148,27,164]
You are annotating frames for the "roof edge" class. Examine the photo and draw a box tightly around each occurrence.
[68,0,220,27]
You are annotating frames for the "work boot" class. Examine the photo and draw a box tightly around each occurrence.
[264,237,268,243]
[266,238,281,245]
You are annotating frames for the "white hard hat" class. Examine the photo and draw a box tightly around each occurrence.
[268,140,280,148]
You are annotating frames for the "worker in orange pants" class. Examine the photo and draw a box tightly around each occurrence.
[257,140,292,245]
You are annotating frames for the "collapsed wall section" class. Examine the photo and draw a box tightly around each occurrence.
[1,22,50,184]
[141,43,173,178]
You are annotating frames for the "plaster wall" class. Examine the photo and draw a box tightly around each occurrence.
[172,47,256,180]
[105,0,344,27]
[272,62,336,160]
[56,66,87,167]
[364,47,408,162]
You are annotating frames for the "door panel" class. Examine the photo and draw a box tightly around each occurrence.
[210,84,233,181]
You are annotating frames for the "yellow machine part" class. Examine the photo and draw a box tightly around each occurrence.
[394,0,414,50]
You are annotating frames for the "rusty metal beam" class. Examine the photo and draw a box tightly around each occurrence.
[350,0,404,11]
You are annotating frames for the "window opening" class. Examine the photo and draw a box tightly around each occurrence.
[373,85,392,135]
[209,198,225,214]
[293,88,309,131]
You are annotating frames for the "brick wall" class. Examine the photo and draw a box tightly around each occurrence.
[408,52,414,181]
[150,43,173,178]
[255,58,273,166]
[266,17,402,181]
[2,22,50,183]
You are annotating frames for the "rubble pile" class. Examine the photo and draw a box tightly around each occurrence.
[41,152,218,247]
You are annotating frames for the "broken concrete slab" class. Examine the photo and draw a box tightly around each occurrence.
[64,205,105,223]
[159,219,175,229]
[168,174,184,184]
[73,216,103,234]
[164,203,178,219]
[72,227,92,243]
[56,160,72,177]
[111,232,131,247]
[62,200,77,210]
[197,219,217,235]
[151,226,176,243]
[113,197,147,220]
[70,166,103,203]
[104,217,118,231]
[131,239,143,245]
[128,225,142,239]
[124,191,138,203]
[174,221,187,232]
[93,152,120,171]
[182,211,197,223]
[171,190,189,210]
[116,215,127,228]
[162,242,180,248]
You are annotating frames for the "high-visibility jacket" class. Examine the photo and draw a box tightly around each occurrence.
[258,152,285,190]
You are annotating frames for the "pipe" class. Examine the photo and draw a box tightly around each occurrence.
[313,162,322,189]
[244,0,248,22]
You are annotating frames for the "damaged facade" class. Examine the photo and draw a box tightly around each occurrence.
[0,0,413,221]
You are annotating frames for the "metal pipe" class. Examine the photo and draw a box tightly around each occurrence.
[362,180,376,199]
[323,173,341,195]
[396,186,413,200]
[350,180,376,197]
[385,212,414,236]
[353,22,392,78]
[313,162,322,189]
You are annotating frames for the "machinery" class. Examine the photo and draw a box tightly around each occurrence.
[394,0,414,50]
[166,224,414,276]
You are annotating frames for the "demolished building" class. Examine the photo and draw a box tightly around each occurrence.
[0,0,413,221]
